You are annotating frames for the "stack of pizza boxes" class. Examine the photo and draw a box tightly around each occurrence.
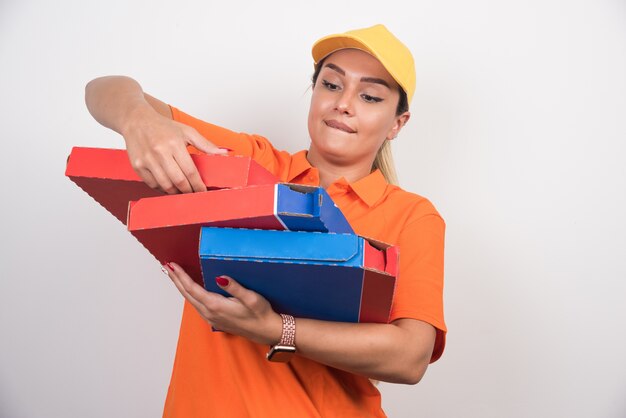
[66,147,398,323]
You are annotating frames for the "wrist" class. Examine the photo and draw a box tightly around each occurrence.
[265,312,284,346]
[119,99,159,138]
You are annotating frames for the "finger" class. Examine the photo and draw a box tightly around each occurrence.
[184,127,231,155]
[135,167,160,190]
[149,163,179,194]
[155,153,193,194]
[130,156,165,192]
[173,148,207,193]
[215,275,259,309]
[168,262,226,310]
[137,153,178,194]
[164,263,210,316]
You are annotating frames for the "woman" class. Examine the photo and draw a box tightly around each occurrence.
[86,24,446,418]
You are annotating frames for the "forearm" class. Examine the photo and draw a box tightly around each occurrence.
[165,264,436,384]
[85,76,162,135]
[291,318,435,384]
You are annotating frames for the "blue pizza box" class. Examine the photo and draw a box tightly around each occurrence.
[199,227,397,323]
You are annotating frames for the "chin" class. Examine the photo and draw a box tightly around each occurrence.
[321,147,356,166]
[312,137,343,154]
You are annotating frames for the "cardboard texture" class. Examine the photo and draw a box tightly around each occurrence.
[199,227,397,323]
[65,147,278,224]
[128,183,354,285]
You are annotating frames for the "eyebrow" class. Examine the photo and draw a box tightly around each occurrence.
[324,63,391,89]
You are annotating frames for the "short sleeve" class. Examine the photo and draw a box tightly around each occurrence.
[169,105,293,179]
[390,213,446,362]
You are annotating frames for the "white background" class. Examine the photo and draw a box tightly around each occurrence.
[1,1,625,417]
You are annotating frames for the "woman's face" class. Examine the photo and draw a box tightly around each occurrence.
[307,48,409,168]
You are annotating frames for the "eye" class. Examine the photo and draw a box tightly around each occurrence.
[361,94,383,103]
[321,80,340,91]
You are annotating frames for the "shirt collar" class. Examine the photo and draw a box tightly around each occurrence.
[343,169,389,207]
[288,151,389,208]
[287,150,313,182]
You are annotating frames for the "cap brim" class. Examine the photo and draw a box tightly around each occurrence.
[312,35,377,64]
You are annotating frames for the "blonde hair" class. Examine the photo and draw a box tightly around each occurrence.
[373,140,399,185]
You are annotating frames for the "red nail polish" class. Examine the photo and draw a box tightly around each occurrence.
[166,262,174,270]
[216,276,229,287]
[219,147,234,152]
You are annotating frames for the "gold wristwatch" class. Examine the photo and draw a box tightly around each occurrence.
[267,314,296,362]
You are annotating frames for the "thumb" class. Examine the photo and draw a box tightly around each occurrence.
[185,127,230,155]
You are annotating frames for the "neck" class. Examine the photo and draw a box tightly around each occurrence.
[306,146,375,189]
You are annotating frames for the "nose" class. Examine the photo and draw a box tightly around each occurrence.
[334,88,355,116]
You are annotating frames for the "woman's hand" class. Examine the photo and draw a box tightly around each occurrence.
[163,262,283,345]
[121,108,229,194]
[85,75,229,195]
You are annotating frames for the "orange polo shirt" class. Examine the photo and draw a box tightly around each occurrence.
[163,107,446,418]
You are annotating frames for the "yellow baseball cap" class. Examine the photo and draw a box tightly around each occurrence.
[311,24,416,103]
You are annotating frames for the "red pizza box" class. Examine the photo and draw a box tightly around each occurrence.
[65,147,278,224]
[127,183,354,284]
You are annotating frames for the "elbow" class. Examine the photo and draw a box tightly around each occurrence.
[397,364,428,385]
[390,344,432,385]
[84,79,92,101]
[85,76,103,94]
[86,75,116,88]
[84,77,102,108]
[374,319,436,385]
[84,75,119,102]
[383,360,428,385]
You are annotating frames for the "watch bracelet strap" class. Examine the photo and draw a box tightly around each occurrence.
[279,314,296,347]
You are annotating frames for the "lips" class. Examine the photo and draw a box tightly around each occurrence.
[324,120,356,134]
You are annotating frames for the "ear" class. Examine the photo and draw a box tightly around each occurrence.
[386,111,411,141]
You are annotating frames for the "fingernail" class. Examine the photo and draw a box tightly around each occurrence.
[160,265,169,275]
[218,147,234,152]
[216,276,229,287]
[165,262,174,271]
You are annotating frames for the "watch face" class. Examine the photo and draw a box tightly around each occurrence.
[267,345,296,362]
